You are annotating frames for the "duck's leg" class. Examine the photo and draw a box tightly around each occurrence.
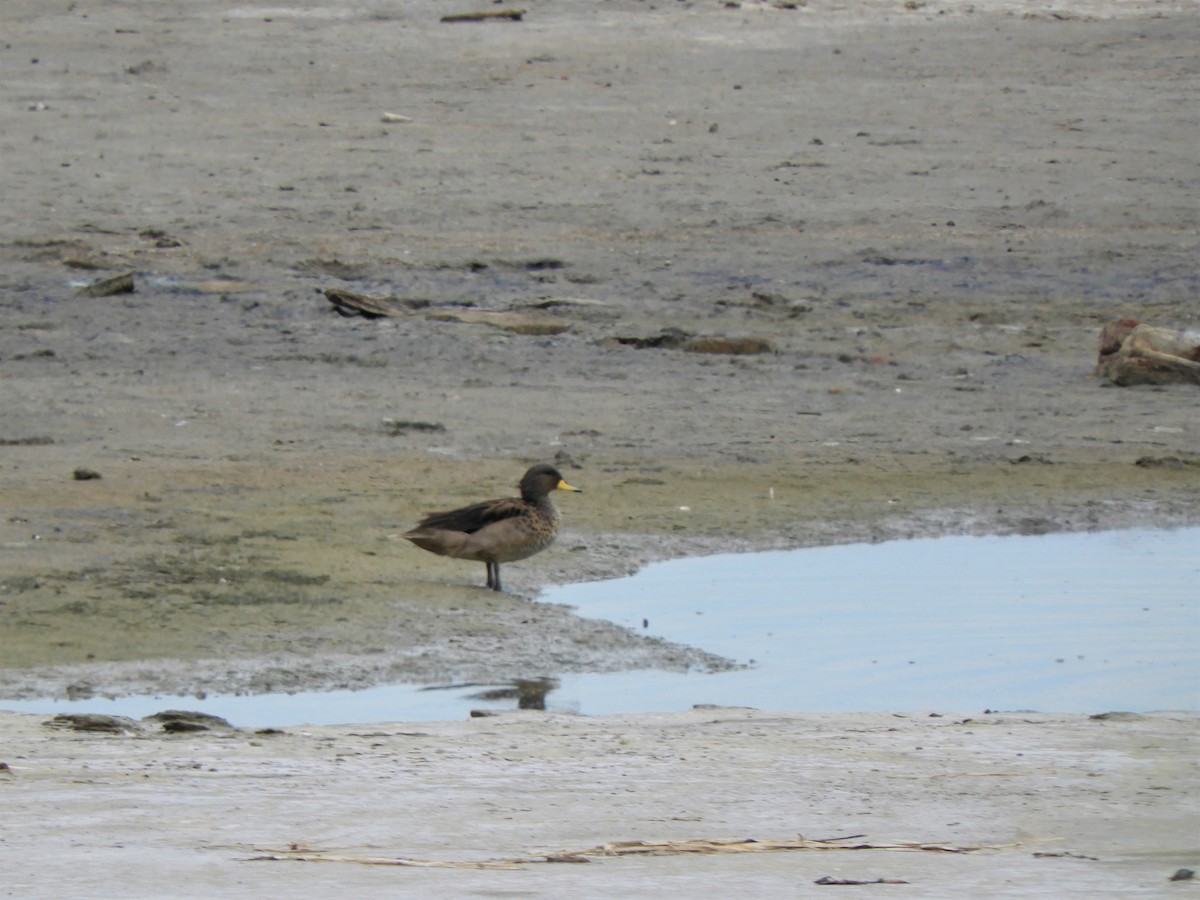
[486,561,502,591]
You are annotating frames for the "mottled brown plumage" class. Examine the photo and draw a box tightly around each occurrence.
[403,464,581,591]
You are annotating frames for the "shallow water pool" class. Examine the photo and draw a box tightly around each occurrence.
[4,527,1196,726]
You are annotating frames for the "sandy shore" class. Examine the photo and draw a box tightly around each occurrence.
[1,0,1198,893]
[3,708,1196,897]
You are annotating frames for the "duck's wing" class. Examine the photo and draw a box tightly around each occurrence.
[411,497,526,535]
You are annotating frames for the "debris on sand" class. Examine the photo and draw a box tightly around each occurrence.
[685,335,775,355]
[324,288,565,334]
[44,713,142,735]
[143,709,235,733]
[77,271,134,298]
[383,419,446,435]
[440,8,525,22]
[1095,319,1200,386]
[324,287,428,318]
[605,328,774,354]
[1134,456,1200,471]
[249,835,988,869]
[424,308,570,335]
[0,435,55,446]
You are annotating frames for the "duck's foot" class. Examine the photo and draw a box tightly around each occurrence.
[486,561,502,591]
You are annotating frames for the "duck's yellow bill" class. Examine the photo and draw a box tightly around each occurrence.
[557,479,582,493]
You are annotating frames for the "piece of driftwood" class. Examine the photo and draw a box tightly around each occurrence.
[324,287,407,318]
[324,289,563,334]
[425,308,569,335]
[1095,319,1200,386]
[554,837,983,858]
[248,835,988,869]
[685,336,775,355]
[78,271,134,297]
[441,8,525,22]
[606,329,773,354]
[44,713,142,735]
[325,288,434,318]
[142,710,235,733]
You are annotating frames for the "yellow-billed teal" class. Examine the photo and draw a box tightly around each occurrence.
[404,463,581,591]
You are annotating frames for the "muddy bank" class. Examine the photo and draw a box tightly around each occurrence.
[2,446,1198,701]
[2,0,1199,703]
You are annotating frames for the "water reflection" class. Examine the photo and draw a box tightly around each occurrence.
[4,528,1197,725]
[435,677,560,711]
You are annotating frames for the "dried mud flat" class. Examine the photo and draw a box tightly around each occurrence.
[1,0,1198,894]
[3,708,1197,897]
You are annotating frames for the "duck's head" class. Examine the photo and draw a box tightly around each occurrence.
[520,463,581,501]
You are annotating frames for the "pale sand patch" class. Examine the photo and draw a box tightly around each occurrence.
[1,708,1195,897]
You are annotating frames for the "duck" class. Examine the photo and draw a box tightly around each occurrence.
[403,463,582,591]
